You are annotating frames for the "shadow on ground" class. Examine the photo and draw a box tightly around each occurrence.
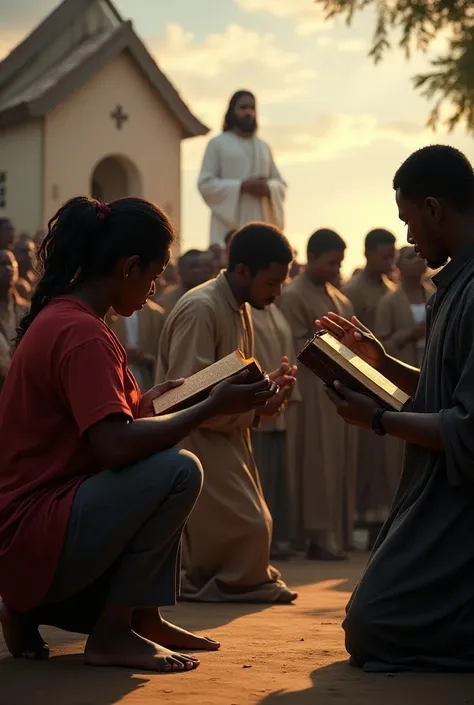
[272,553,367,592]
[259,661,474,705]
[0,653,151,705]
[164,601,274,630]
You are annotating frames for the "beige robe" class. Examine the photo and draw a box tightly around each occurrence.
[251,304,301,541]
[342,269,398,524]
[374,286,431,500]
[157,285,187,317]
[156,273,294,602]
[108,301,165,391]
[278,273,358,552]
[198,131,286,245]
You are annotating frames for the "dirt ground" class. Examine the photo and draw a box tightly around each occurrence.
[2,554,474,705]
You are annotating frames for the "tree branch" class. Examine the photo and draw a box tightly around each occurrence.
[314,0,474,132]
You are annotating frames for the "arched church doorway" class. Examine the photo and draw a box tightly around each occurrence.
[90,155,142,202]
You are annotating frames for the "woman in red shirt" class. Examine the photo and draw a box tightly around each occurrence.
[0,196,278,673]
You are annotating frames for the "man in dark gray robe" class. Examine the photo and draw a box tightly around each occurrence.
[319,144,474,672]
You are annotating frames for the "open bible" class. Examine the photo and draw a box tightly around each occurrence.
[152,350,264,416]
[297,330,410,411]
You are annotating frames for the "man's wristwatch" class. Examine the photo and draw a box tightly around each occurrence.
[372,407,387,436]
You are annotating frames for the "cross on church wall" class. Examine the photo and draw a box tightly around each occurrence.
[110,104,128,130]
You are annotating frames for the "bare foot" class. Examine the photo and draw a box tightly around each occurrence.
[133,610,220,652]
[85,627,200,672]
[0,599,49,660]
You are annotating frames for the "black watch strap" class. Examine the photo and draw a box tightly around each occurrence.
[372,407,387,436]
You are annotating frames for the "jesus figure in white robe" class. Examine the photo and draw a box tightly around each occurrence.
[198,90,287,246]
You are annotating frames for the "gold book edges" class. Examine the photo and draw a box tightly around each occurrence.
[297,330,410,412]
[152,349,263,416]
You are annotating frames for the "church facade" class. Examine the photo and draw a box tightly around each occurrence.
[0,0,208,239]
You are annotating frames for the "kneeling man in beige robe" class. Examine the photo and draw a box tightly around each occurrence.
[157,223,297,603]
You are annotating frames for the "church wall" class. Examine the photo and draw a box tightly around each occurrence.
[43,52,182,245]
[0,119,43,233]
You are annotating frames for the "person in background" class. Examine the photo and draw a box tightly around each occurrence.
[157,223,298,603]
[162,261,179,291]
[279,229,357,560]
[251,302,301,560]
[33,230,45,248]
[375,245,430,368]
[107,299,166,392]
[343,230,397,326]
[342,229,397,547]
[0,250,28,349]
[320,144,474,673]
[208,243,226,277]
[198,91,286,246]
[0,322,10,390]
[374,245,432,500]
[15,278,32,302]
[0,195,278,672]
[159,250,212,317]
[14,237,37,288]
[224,230,236,265]
[0,219,15,251]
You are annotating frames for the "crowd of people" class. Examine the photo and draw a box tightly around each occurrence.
[1,129,474,674]
[0,214,432,563]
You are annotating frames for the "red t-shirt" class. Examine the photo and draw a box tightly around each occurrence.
[0,296,140,612]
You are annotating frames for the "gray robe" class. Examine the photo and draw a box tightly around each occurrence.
[344,247,474,672]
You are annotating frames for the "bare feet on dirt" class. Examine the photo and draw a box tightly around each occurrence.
[85,627,200,672]
[132,609,220,651]
[0,599,49,660]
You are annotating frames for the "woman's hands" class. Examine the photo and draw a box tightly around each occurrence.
[139,379,185,418]
[209,370,278,415]
[140,356,298,421]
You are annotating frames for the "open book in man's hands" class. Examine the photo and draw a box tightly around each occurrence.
[297,330,410,411]
[152,350,264,416]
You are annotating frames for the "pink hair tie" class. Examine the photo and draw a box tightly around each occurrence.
[96,202,111,221]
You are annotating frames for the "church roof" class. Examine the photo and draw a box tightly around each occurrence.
[0,0,209,138]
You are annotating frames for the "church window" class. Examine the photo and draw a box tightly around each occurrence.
[0,172,5,209]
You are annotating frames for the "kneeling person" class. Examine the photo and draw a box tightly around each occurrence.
[0,197,278,672]
[157,223,298,603]
[320,145,474,672]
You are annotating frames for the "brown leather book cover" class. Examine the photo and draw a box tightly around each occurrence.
[152,350,264,416]
[297,330,410,411]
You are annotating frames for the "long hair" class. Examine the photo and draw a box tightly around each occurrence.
[223,90,256,132]
[14,196,174,347]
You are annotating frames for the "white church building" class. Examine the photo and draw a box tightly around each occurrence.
[0,0,208,238]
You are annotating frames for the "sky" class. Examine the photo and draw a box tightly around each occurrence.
[1,0,473,274]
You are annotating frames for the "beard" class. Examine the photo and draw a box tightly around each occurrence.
[235,115,257,135]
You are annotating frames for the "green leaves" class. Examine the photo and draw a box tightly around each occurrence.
[314,0,474,132]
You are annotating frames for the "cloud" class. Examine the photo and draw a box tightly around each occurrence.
[234,0,330,35]
[182,114,429,174]
[154,23,298,77]
[315,35,366,51]
[257,115,430,165]
[151,23,317,125]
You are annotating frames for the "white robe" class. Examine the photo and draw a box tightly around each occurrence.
[198,131,287,245]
